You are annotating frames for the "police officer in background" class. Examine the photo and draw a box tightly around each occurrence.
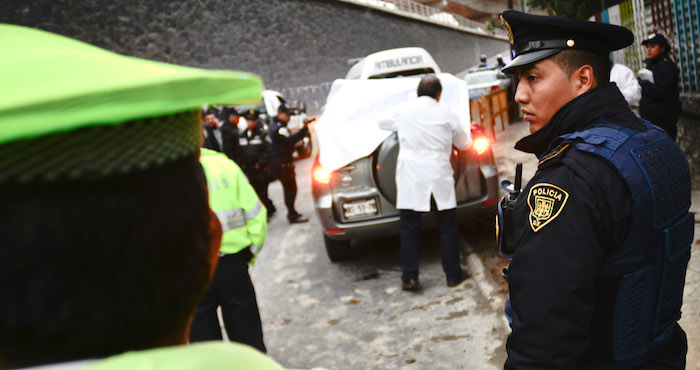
[639,33,682,140]
[202,106,241,162]
[239,109,276,219]
[496,10,691,369]
[267,104,310,224]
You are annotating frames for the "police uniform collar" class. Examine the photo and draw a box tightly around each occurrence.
[514,83,635,157]
[500,10,634,73]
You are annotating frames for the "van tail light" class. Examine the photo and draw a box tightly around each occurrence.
[470,124,490,155]
[473,137,490,155]
[491,85,500,92]
[313,166,332,184]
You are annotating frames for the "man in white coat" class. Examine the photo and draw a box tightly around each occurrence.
[610,62,641,107]
[379,75,470,291]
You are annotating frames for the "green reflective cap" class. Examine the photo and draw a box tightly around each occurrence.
[0,23,264,144]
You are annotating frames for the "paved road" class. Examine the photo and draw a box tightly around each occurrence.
[251,148,509,369]
[249,120,700,369]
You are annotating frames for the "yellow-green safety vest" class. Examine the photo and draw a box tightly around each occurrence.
[200,148,267,262]
[86,341,284,370]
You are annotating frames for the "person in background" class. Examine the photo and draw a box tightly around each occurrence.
[238,109,276,220]
[202,106,241,162]
[638,33,682,140]
[189,146,268,353]
[495,55,506,69]
[267,104,310,224]
[0,24,282,369]
[220,106,243,161]
[610,61,641,107]
[379,75,470,292]
[497,10,690,369]
[478,54,489,69]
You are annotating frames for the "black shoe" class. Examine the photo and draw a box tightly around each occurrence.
[266,208,276,221]
[447,270,470,287]
[401,278,421,292]
[288,214,309,224]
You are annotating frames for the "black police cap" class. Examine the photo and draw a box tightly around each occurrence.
[499,10,634,73]
[243,109,258,119]
[221,106,240,117]
[204,107,219,116]
[641,33,670,48]
[278,104,295,115]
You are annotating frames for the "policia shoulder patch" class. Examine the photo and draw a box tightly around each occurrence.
[527,183,569,232]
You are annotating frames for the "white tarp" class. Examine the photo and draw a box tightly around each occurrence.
[316,73,471,171]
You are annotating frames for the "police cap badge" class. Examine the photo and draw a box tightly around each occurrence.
[499,10,634,74]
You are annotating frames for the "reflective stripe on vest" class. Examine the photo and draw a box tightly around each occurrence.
[215,202,263,233]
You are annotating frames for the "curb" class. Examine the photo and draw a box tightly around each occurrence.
[465,244,511,332]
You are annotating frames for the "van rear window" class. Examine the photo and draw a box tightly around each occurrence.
[368,68,436,79]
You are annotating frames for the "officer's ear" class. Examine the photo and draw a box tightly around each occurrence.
[571,64,596,95]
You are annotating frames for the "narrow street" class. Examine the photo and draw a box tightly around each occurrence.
[249,123,536,369]
[251,121,700,369]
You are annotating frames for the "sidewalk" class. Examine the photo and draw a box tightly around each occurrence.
[681,192,700,369]
[491,121,700,368]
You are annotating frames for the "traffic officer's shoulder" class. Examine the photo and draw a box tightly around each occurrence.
[201,148,243,171]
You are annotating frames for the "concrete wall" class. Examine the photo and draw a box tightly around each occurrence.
[677,94,700,189]
[3,0,508,114]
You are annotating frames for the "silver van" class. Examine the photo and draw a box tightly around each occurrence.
[312,48,499,261]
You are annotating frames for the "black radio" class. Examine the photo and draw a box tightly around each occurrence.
[497,163,522,258]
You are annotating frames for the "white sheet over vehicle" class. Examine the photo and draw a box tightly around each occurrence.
[315,73,471,171]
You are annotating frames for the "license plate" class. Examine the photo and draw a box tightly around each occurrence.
[342,198,378,219]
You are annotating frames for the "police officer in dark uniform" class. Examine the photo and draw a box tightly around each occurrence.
[202,106,240,162]
[639,33,682,140]
[238,109,275,219]
[267,104,309,224]
[496,11,692,369]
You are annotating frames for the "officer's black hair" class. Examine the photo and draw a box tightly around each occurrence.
[0,153,214,368]
[417,75,442,99]
[551,49,611,86]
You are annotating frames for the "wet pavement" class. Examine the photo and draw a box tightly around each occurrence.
[251,134,510,369]
[249,120,700,369]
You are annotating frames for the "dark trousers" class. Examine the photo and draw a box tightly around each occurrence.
[270,161,298,217]
[189,250,266,353]
[399,199,462,282]
[245,169,275,214]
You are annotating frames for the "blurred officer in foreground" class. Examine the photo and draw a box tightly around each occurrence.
[379,76,470,292]
[497,10,691,369]
[239,109,276,219]
[0,24,282,369]
[639,33,682,140]
[267,104,310,224]
[189,147,267,352]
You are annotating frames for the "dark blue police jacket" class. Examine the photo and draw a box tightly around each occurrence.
[499,83,692,369]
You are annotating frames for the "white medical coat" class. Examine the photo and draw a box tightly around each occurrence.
[611,63,642,107]
[379,96,469,212]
